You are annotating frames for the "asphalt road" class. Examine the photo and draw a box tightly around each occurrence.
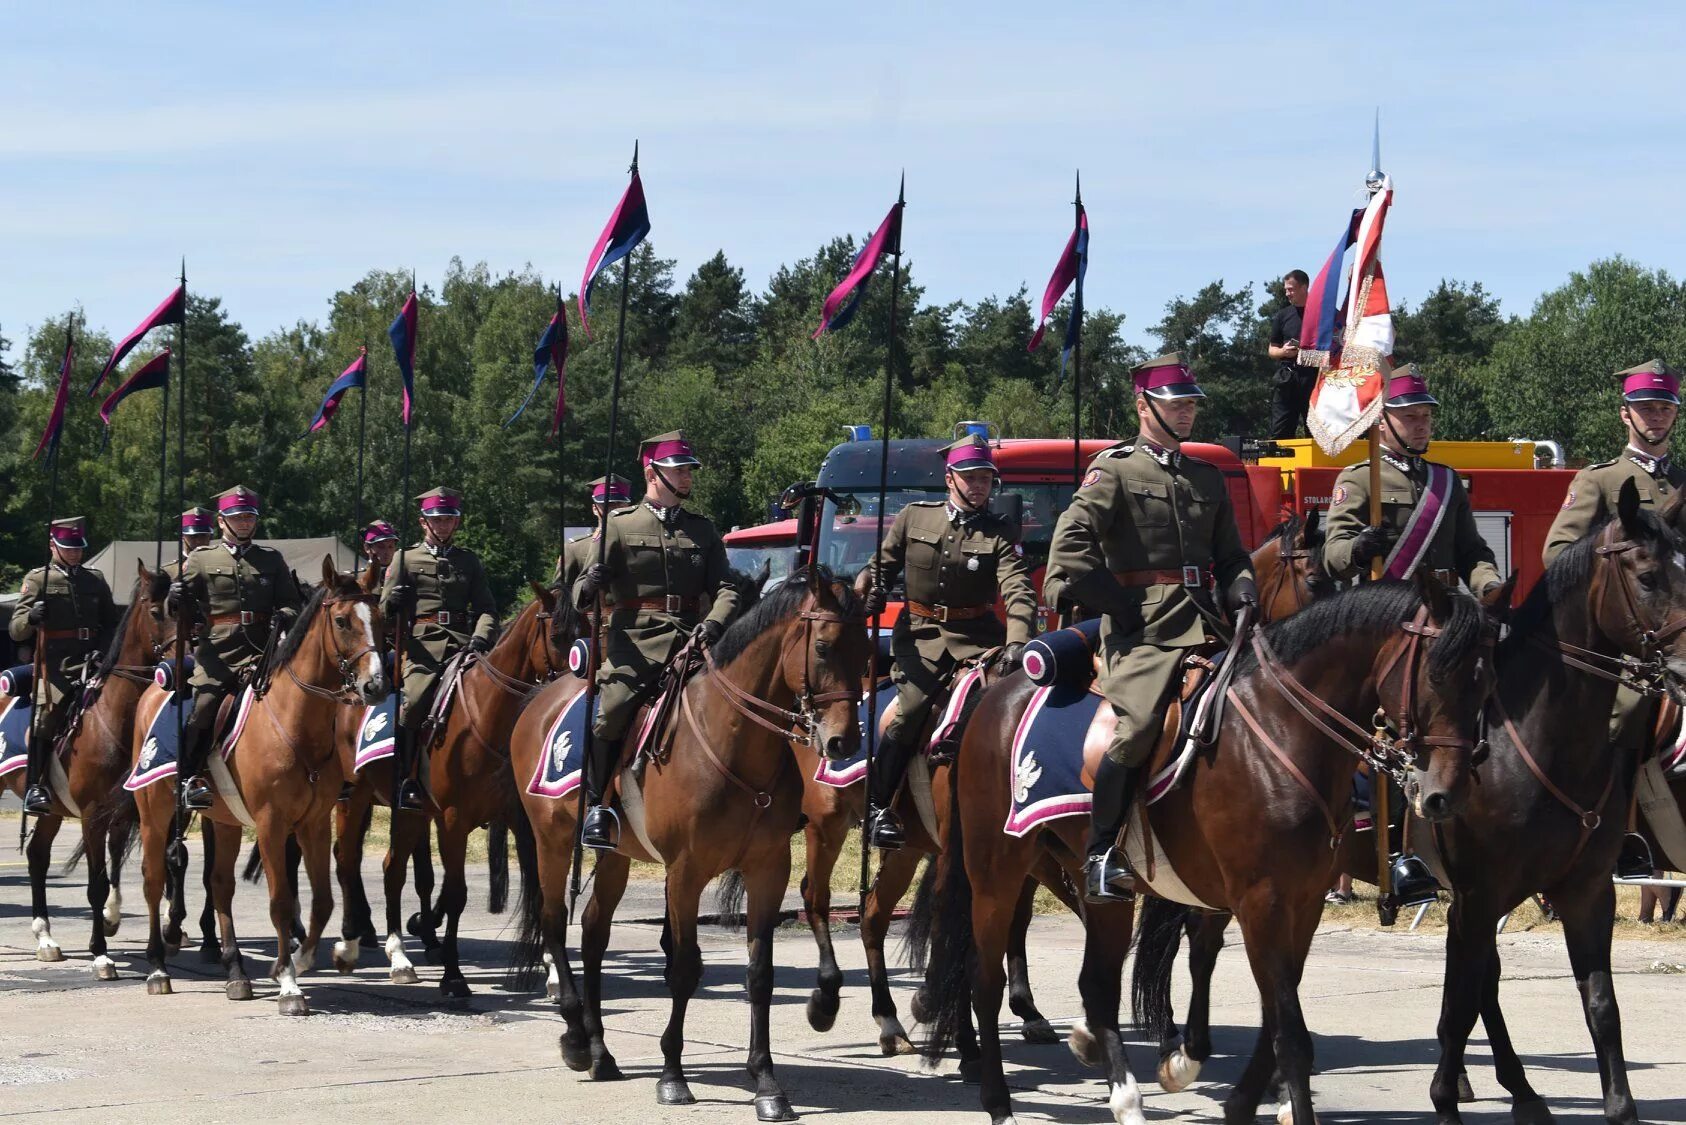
[1,810,1684,1123]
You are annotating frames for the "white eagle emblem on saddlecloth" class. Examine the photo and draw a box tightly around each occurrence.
[365,711,389,737]
[552,730,572,776]
[140,736,159,770]
[1015,751,1043,805]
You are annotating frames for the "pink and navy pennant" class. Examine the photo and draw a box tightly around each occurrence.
[578,167,651,339]
[88,283,185,397]
[305,347,367,435]
[32,327,75,461]
[1028,204,1089,387]
[813,198,904,338]
[97,349,169,448]
[506,297,569,434]
[1298,208,1364,367]
[388,292,417,427]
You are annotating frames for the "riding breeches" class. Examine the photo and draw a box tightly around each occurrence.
[1097,638,1187,767]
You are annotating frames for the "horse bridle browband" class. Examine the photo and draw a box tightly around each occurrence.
[281,593,382,705]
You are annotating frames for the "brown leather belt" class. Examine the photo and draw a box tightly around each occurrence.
[39,627,96,642]
[617,595,702,614]
[208,611,271,629]
[415,611,463,627]
[906,600,992,623]
[1115,566,1210,589]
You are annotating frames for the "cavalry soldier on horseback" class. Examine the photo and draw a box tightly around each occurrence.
[168,486,305,810]
[574,431,740,850]
[11,517,120,815]
[162,507,216,580]
[1046,353,1257,902]
[1544,360,1686,878]
[361,520,399,574]
[856,434,1036,849]
[556,474,632,591]
[1324,364,1503,904]
[380,487,497,812]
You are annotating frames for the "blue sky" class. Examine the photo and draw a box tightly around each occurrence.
[5,2,1686,358]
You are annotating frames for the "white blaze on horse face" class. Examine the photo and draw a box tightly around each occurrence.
[353,603,381,686]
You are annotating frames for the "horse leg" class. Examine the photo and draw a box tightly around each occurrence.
[1164,909,1227,1092]
[1555,878,1638,1124]
[1006,876,1058,1044]
[798,812,846,1033]
[533,840,589,1070]
[27,814,65,962]
[140,800,173,995]
[257,816,309,1016]
[1076,900,1147,1125]
[434,816,472,999]
[655,862,708,1108]
[1230,886,1320,1125]
[197,815,223,962]
[292,812,336,985]
[82,817,118,980]
[210,820,252,1000]
[580,851,631,1081]
[407,814,443,960]
[864,845,922,1055]
[380,807,423,984]
[332,794,371,972]
[1430,896,1512,1124]
[1473,943,1543,1114]
[104,819,130,939]
[744,850,797,1121]
[162,815,189,956]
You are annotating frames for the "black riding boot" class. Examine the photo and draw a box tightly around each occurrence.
[1084,756,1140,902]
[393,728,425,812]
[179,720,215,811]
[867,733,915,850]
[1389,852,1442,907]
[580,735,624,851]
[1616,832,1655,880]
[22,732,53,815]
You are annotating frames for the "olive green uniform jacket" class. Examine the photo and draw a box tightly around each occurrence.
[1323,453,1502,592]
[177,542,306,692]
[380,542,498,728]
[9,564,120,717]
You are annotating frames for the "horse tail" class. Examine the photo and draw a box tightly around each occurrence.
[920,761,975,1066]
[242,838,265,883]
[1130,895,1190,1033]
[898,854,939,975]
[486,819,509,914]
[61,775,139,876]
[505,807,546,991]
[712,867,746,930]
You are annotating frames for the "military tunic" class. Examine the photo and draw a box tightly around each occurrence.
[1323,452,1502,592]
[575,502,739,741]
[178,542,306,691]
[867,500,1036,743]
[380,542,498,728]
[557,531,602,593]
[1045,442,1254,766]
[8,564,120,717]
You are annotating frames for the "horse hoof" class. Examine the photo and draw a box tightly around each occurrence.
[278,994,309,1017]
[560,1037,592,1073]
[92,956,118,981]
[146,971,172,996]
[390,966,420,986]
[35,944,64,964]
[163,941,181,959]
[878,1034,915,1057]
[226,979,254,1001]
[657,1078,695,1105]
[440,977,472,1000]
[754,1094,797,1122]
[806,988,840,1032]
[909,989,934,1025]
[103,918,121,938]
[1456,1072,1475,1103]
[1276,1105,1316,1125]
[1512,1099,1554,1125]
[199,942,223,964]
[589,1056,624,1083]
[406,911,426,937]
[1067,1022,1100,1069]
[1019,1018,1059,1045]
[1158,1045,1203,1093]
[958,1057,982,1084]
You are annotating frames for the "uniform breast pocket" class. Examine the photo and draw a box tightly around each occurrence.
[624,535,666,584]
[668,534,703,577]
[1611,485,1652,506]
[906,529,942,570]
[204,565,238,599]
[959,543,996,583]
[1124,480,1171,528]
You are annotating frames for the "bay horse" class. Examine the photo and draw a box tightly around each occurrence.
[332,583,570,995]
[12,560,173,976]
[923,574,1492,1125]
[508,567,867,1121]
[128,559,385,1012]
[791,510,1333,1055]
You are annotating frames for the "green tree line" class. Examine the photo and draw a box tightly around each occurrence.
[2,249,1680,600]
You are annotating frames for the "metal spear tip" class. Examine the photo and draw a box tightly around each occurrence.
[1365,108,1384,191]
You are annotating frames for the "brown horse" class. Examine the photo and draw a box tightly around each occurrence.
[790,510,1333,1055]
[923,574,1492,1125]
[128,559,385,1012]
[508,568,867,1120]
[13,561,174,976]
[330,583,570,995]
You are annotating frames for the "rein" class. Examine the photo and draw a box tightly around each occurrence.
[701,606,862,746]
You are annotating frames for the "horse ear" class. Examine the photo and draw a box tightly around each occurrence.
[1481,572,1519,623]
[1416,568,1453,621]
[1617,477,1643,536]
[530,580,556,611]
[320,555,337,587]
[754,559,772,595]
[1304,506,1321,537]
[136,557,149,580]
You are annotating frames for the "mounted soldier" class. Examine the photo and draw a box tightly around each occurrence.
[10,518,121,815]
[1045,353,1257,902]
[167,486,306,810]
[856,434,1036,849]
[162,507,216,580]
[556,474,632,592]
[574,431,741,850]
[1323,364,1504,904]
[379,487,498,812]
[1544,360,1686,878]
[361,520,399,575]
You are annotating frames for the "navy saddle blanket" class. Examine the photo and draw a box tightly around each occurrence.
[526,689,599,800]
[0,697,31,779]
[124,696,192,792]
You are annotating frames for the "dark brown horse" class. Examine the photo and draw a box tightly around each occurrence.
[128,559,385,1012]
[14,561,174,976]
[923,574,1492,1125]
[331,584,570,994]
[508,569,867,1120]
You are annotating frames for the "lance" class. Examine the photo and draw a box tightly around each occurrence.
[859,173,906,919]
[169,260,191,887]
[394,275,417,810]
[353,341,369,575]
[1070,170,1085,495]
[571,143,640,920]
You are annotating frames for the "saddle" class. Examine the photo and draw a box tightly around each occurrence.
[416,648,476,750]
[1076,644,1228,795]
[603,636,709,800]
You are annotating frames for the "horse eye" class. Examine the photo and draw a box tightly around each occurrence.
[1639,570,1660,591]
[815,641,832,658]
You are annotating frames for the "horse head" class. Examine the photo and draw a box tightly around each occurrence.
[315,556,388,705]
[1585,480,1686,695]
[1252,511,1334,624]
[784,568,869,764]
[523,580,573,680]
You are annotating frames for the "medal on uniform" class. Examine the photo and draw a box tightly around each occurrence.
[967,556,979,571]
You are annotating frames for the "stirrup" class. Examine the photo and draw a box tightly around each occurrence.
[395,778,426,812]
[23,783,53,816]
[1083,849,1136,903]
[337,781,355,803]
[581,805,620,851]
[1389,852,1441,907]
[867,806,905,850]
[182,775,213,811]
[1616,833,1655,880]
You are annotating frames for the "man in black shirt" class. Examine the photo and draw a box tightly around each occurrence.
[1267,269,1312,439]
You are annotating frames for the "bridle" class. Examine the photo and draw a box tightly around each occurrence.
[698,591,864,748]
[280,592,383,705]
[1537,531,1686,697]
[1261,529,1320,619]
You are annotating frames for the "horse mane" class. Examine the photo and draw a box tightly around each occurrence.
[94,574,149,678]
[273,583,331,669]
[711,565,853,667]
[1243,579,1483,684]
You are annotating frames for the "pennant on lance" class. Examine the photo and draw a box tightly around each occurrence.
[388,292,417,427]
[813,198,904,338]
[506,298,569,433]
[1301,178,1395,455]
[98,349,170,426]
[1028,205,1089,387]
[88,283,185,397]
[32,329,75,461]
[578,169,651,339]
[304,348,367,435]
